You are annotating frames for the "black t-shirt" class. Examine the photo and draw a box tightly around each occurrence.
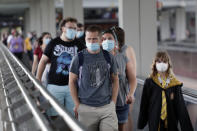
[44,37,85,85]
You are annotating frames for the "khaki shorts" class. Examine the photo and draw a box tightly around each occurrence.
[78,101,118,131]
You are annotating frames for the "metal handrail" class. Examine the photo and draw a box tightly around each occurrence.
[0,70,17,131]
[0,44,84,131]
[0,47,52,131]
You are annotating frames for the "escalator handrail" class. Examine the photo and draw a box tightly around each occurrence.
[0,46,52,131]
[0,44,85,131]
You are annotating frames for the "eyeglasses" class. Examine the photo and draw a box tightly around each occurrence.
[101,29,112,35]
[110,26,119,32]
[102,26,119,35]
[102,26,120,44]
[110,26,119,44]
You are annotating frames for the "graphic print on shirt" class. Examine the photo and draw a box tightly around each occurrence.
[87,61,109,88]
[54,44,77,75]
[14,42,19,49]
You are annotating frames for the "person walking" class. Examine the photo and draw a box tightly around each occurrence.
[102,27,137,131]
[69,25,119,131]
[8,30,24,60]
[36,17,84,119]
[138,51,193,131]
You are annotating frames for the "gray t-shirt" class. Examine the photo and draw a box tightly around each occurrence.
[115,45,130,106]
[70,49,118,107]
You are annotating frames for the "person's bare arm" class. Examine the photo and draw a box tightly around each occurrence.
[111,73,119,104]
[36,55,49,81]
[23,41,27,53]
[32,55,39,75]
[125,46,137,104]
[7,42,10,49]
[69,72,80,118]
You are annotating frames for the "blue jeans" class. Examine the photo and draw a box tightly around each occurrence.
[47,84,74,116]
[116,104,130,123]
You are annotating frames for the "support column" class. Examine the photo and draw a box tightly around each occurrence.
[24,9,30,36]
[119,0,157,77]
[29,0,56,37]
[160,11,170,41]
[40,0,56,37]
[29,0,41,36]
[195,3,197,44]
[63,0,84,23]
[176,8,186,42]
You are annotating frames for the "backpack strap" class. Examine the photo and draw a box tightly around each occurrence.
[78,51,84,67]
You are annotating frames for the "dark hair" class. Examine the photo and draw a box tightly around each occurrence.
[151,51,172,77]
[102,29,115,39]
[59,17,78,32]
[112,26,125,50]
[38,37,43,46]
[39,32,51,44]
[86,25,102,36]
[77,23,83,28]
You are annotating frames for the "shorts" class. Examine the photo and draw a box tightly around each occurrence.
[13,52,23,60]
[116,104,130,124]
[27,50,33,61]
[47,84,74,116]
[78,101,118,131]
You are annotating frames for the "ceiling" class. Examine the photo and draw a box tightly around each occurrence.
[0,0,118,15]
[0,3,29,15]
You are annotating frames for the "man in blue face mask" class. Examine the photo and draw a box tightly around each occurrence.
[76,23,85,39]
[36,17,85,119]
[76,23,86,48]
[69,25,119,131]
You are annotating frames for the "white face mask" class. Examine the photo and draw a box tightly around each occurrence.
[27,33,32,38]
[156,62,168,72]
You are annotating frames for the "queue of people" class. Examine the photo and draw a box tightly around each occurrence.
[1,16,194,131]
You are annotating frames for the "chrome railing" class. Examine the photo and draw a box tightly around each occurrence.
[0,70,17,131]
[0,47,52,131]
[0,43,85,131]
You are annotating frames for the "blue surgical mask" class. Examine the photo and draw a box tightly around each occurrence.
[66,28,76,40]
[43,38,51,45]
[102,40,115,52]
[76,31,84,38]
[86,42,100,52]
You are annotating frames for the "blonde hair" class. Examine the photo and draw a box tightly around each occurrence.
[151,51,173,77]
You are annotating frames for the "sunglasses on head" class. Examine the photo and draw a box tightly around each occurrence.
[110,26,119,32]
